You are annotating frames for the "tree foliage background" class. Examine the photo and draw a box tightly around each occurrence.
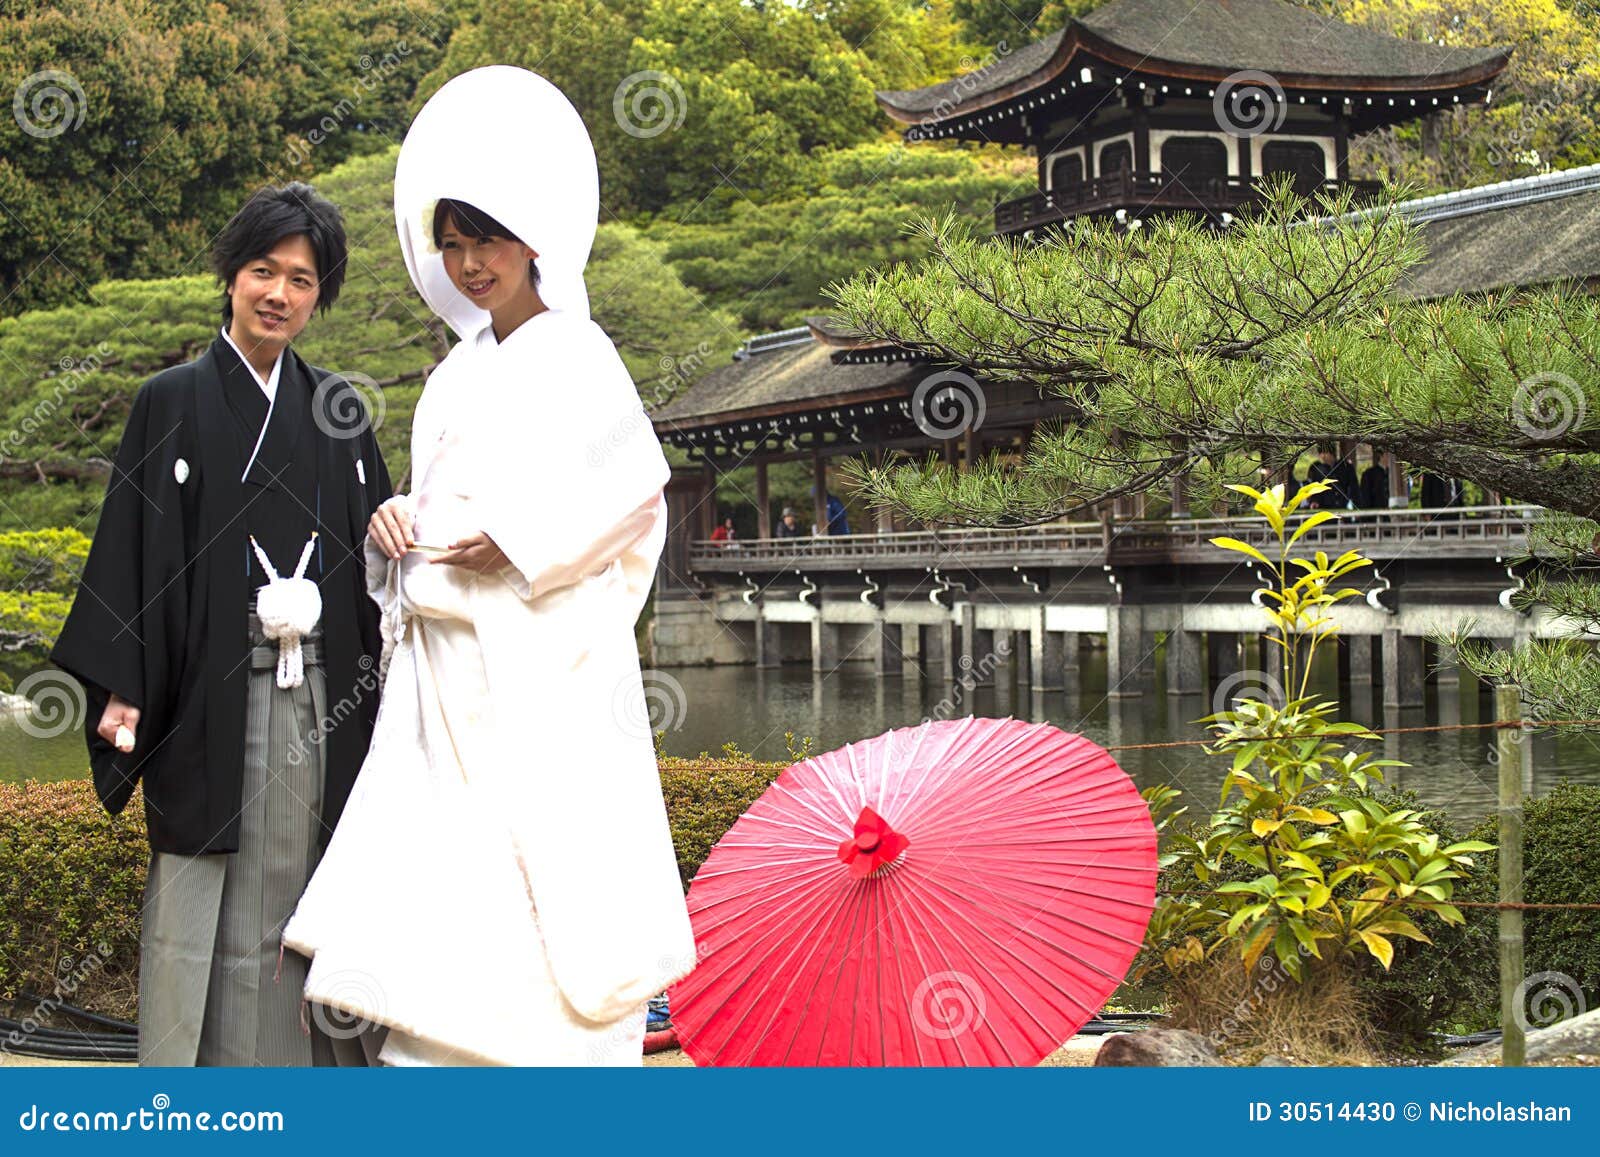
[4,0,1600,667]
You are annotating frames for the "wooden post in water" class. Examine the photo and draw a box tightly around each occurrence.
[1495,683,1526,1067]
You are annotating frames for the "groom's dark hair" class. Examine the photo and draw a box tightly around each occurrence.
[211,181,348,324]
[432,199,541,288]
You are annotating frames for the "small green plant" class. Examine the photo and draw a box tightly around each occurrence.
[1144,482,1492,983]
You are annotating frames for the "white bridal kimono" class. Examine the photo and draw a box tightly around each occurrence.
[286,66,695,1064]
[282,308,695,1065]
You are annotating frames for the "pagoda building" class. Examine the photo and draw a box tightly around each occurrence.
[648,0,1532,666]
[876,0,1509,235]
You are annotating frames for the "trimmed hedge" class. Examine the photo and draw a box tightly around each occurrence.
[1462,782,1600,1019]
[1,757,789,1023]
[0,780,147,1024]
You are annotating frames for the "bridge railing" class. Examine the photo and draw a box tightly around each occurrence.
[684,506,1540,572]
[1112,505,1540,556]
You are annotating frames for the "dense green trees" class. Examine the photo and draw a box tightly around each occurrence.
[645,139,1033,330]
[422,0,971,218]
[0,0,455,319]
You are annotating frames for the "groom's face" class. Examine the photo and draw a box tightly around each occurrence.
[225,233,322,361]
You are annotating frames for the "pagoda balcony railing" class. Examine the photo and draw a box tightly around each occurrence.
[993,171,1385,235]
[685,506,1537,574]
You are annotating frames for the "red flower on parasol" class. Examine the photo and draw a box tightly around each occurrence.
[670,717,1159,1066]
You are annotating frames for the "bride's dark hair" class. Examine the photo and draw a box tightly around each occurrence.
[431,199,540,287]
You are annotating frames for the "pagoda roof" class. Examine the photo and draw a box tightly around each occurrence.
[879,0,1508,128]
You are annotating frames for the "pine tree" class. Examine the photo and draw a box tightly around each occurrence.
[829,181,1600,717]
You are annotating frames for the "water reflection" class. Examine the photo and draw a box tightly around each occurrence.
[658,649,1597,827]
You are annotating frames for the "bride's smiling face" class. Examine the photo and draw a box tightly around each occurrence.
[438,214,541,314]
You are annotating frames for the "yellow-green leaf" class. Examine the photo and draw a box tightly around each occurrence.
[1357,930,1394,969]
[1210,537,1273,567]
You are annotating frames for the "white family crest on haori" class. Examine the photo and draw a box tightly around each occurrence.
[249,532,321,689]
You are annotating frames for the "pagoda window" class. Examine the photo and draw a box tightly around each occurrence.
[1258,138,1333,191]
[1096,138,1133,175]
[1158,136,1229,185]
[1046,148,1086,190]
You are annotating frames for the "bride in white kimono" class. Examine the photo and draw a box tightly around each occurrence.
[282,66,696,1066]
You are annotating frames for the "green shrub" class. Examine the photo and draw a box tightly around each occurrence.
[0,529,90,654]
[0,529,90,592]
[1462,781,1600,1019]
[659,753,788,889]
[1353,789,1498,1044]
[2,753,793,1020]
[0,780,146,1023]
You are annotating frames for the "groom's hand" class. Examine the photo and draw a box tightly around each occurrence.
[369,495,414,560]
[432,531,511,576]
[97,694,140,751]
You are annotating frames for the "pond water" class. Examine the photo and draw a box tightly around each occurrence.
[7,649,1598,829]
[648,650,1600,829]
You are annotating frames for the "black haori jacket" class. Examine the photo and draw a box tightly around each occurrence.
[51,338,392,854]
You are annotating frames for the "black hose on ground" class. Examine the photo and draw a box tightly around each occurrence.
[16,992,137,1033]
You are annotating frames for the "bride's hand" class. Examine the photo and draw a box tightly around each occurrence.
[431,531,511,576]
[369,495,414,560]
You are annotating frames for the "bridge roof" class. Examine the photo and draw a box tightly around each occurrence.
[648,336,920,428]
[1398,164,1600,299]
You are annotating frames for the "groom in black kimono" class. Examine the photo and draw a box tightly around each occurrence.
[51,182,391,1065]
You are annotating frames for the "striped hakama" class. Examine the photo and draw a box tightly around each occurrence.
[136,615,369,1066]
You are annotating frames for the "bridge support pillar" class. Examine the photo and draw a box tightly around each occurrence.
[1383,628,1425,709]
[1346,635,1374,683]
[990,629,1017,688]
[755,620,782,669]
[1208,631,1240,686]
[972,628,997,687]
[900,623,921,668]
[957,605,977,684]
[1432,641,1460,688]
[871,621,903,679]
[1013,630,1031,686]
[1031,608,1065,691]
[1107,605,1147,698]
[923,621,959,683]
[811,617,839,676]
[1166,630,1203,696]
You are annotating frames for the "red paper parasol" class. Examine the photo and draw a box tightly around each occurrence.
[670,717,1158,1066]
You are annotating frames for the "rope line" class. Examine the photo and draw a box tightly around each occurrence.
[669,717,1600,769]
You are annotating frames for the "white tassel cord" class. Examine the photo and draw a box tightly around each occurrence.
[251,532,324,690]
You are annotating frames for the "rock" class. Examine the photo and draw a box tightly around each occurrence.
[1442,1005,1600,1066]
[1256,1055,1297,1066]
[1094,1028,1221,1066]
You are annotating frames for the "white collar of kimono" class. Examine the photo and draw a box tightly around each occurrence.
[393,66,599,341]
[219,325,283,403]
[220,326,284,482]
